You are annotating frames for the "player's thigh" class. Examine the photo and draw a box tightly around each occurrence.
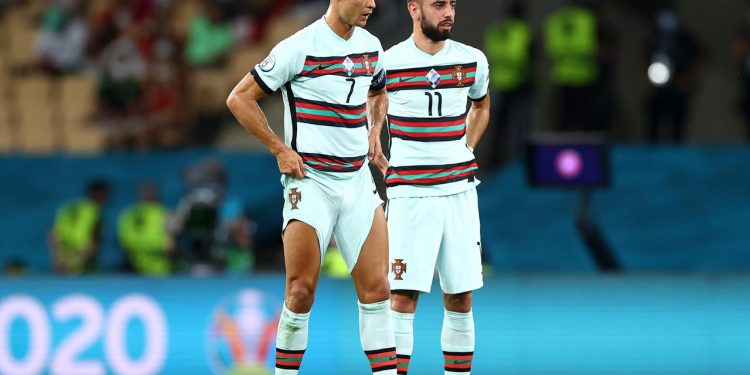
[282,177,337,283]
[387,196,443,294]
[350,205,391,303]
[437,189,483,295]
[333,166,383,272]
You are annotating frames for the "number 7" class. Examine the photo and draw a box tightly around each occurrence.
[346,78,356,103]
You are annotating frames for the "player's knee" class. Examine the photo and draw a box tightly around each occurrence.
[359,276,391,304]
[390,290,419,313]
[444,291,472,313]
[286,281,316,312]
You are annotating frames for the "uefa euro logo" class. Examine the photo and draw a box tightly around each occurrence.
[207,289,281,375]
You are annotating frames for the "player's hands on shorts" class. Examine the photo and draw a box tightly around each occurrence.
[276,146,306,179]
[369,132,388,175]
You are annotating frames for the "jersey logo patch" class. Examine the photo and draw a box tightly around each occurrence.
[362,54,373,76]
[391,259,407,280]
[426,68,441,89]
[343,56,355,76]
[452,65,465,86]
[288,188,302,210]
[259,54,276,72]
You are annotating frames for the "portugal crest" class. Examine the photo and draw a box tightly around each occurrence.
[288,188,302,210]
[452,65,465,86]
[362,54,373,76]
[391,259,407,280]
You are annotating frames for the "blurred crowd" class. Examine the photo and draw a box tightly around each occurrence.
[46,158,259,277]
[0,0,311,150]
[481,0,715,169]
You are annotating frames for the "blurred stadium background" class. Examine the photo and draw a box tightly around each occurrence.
[1,0,749,374]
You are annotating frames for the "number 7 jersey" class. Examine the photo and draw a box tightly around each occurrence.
[251,17,386,179]
[383,36,490,198]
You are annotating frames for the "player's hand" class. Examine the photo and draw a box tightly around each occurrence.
[369,132,388,175]
[276,146,306,179]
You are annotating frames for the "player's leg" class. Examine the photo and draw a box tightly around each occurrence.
[275,221,322,375]
[436,189,483,375]
[441,291,474,375]
[334,166,397,373]
[276,177,334,375]
[387,196,443,375]
[390,290,419,375]
[350,205,398,374]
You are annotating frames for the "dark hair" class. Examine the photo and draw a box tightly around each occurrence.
[86,179,110,196]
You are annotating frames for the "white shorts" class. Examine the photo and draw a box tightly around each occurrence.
[387,188,483,294]
[282,166,383,272]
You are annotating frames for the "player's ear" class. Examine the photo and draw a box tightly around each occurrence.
[407,1,420,21]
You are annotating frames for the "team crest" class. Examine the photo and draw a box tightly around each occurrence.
[452,66,465,86]
[426,68,441,89]
[343,56,355,77]
[391,259,407,280]
[361,54,373,76]
[288,188,302,210]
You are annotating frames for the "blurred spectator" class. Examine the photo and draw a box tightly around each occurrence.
[48,179,111,275]
[732,10,750,140]
[96,26,148,148]
[484,1,534,169]
[644,5,703,143]
[544,0,601,132]
[34,0,89,74]
[215,203,256,274]
[185,0,234,68]
[117,182,174,276]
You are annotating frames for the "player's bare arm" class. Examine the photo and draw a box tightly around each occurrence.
[466,94,490,150]
[227,73,306,179]
[367,86,389,175]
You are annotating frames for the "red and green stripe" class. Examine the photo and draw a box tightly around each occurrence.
[386,62,477,91]
[275,348,305,370]
[385,160,478,187]
[295,97,367,128]
[396,354,411,374]
[365,347,397,372]
[299,152,366,173]
[389,112,467,142]
[300,52,379,78]
[443,351,473,373]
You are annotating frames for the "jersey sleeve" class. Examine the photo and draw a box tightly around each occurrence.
[469,50,490,101]
[251,36,305,94]
[370,43,387,91]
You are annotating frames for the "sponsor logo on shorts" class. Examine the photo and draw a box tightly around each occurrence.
[288,188,302,210]
[391,259,407,280]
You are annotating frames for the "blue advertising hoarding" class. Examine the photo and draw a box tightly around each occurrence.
[0,276,748,375]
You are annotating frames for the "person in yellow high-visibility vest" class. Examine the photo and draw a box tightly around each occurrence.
[118,182,174,276]
[484,1,534,169]
[544,0,601,131]
[49,179,110,275]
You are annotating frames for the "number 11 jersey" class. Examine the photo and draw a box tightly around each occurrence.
[384,36,489,198]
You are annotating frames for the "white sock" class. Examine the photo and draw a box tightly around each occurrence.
[441,309,474,374]
[275,305,309,374]
[390,310,414,374]
[359,300,397,374]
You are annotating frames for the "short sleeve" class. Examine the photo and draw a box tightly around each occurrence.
[370,43,386,91]
[251,36,305,94]
[469,50,490,101]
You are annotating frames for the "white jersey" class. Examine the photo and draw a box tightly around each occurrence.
[252,17,386,180]
[383,36,489,198]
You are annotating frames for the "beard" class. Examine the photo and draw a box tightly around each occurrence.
[421,18,452,42]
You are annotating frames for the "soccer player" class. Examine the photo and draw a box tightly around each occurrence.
[226,0,396,374]
[382,1,490,374]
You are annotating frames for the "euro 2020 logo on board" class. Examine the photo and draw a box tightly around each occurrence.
[207,289,281,375]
